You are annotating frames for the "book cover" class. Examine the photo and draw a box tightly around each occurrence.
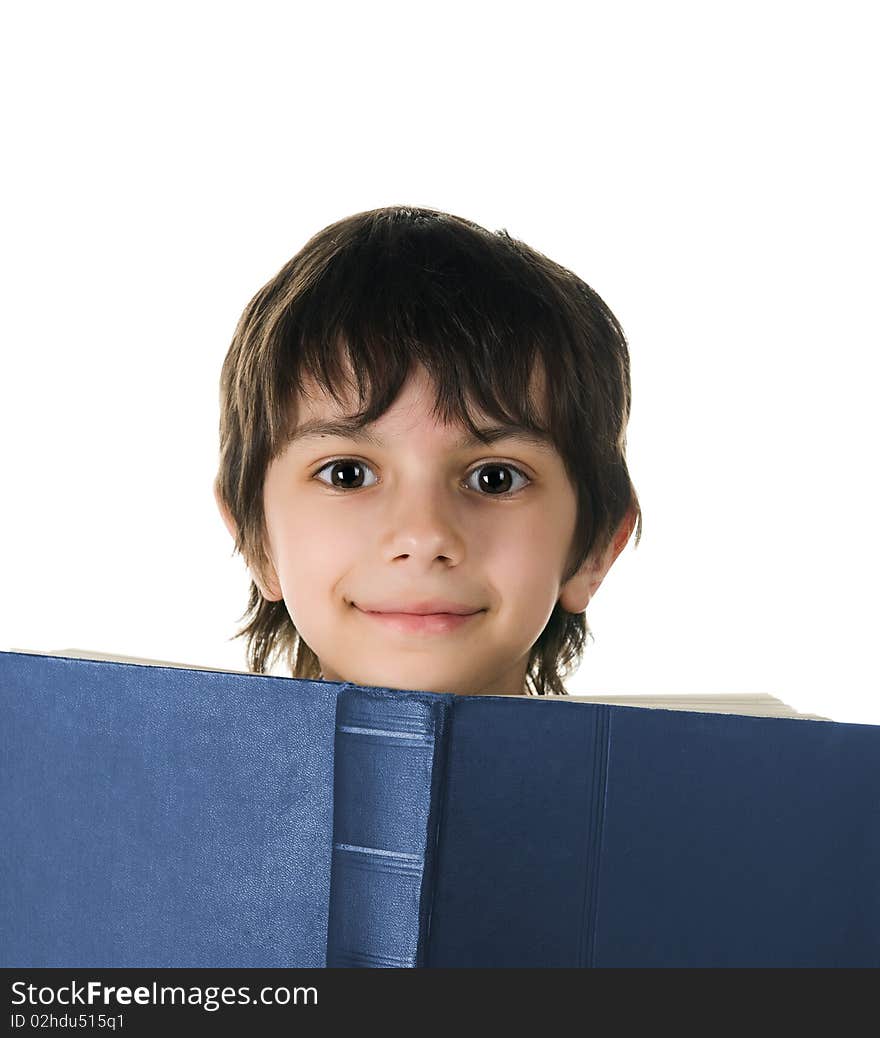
[2,649,877,967]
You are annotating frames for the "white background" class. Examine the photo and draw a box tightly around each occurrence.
[1,2,877,723]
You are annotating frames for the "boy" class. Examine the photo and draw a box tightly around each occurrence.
[214,205,641,696]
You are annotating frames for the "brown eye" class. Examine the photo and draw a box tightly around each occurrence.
[314,459,378,490]
[466,463,529,496]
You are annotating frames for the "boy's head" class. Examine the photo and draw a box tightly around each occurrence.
[214,205,641,696]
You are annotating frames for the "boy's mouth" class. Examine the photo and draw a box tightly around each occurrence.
[354,599,483,616]
[351,599,486,635]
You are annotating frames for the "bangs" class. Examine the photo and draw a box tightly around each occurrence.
[267,211,604,469]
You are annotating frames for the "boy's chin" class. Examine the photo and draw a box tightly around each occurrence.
[319,662,496,696]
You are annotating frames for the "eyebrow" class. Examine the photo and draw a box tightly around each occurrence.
[285,418,556,454]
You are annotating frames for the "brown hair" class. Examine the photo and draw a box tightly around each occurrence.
[215,205,642,694]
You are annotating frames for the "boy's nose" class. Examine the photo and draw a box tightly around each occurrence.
[379,490,467,569]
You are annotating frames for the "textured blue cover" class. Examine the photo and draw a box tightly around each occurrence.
[3,650,879,967]
[0,651,345,967]
[426,698,880,966]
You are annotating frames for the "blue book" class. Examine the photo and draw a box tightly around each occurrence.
[2,649,878,967]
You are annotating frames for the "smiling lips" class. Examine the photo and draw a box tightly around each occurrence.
[353,600,485,634]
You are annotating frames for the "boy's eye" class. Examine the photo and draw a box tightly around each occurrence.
[312,459,530,495]
[314,459,379,490]
[464,463,530,495]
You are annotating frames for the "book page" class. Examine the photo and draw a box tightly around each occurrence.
[11,647,829,720]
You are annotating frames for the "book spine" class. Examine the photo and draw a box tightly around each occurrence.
[325,686,453,967]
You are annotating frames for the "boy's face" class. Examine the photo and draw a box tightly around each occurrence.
[219,364,630,695]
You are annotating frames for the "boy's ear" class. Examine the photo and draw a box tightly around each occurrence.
[213,479,284,602]
[558,504,637,615]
